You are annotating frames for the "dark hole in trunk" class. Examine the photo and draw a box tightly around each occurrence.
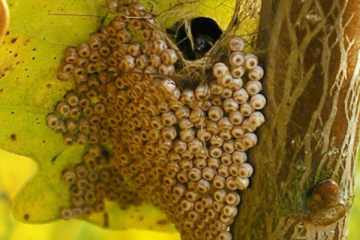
[167,17,223,60]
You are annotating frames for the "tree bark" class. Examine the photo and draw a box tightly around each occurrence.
[233,0,360,239]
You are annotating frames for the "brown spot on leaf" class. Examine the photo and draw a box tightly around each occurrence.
[103,212,109,228]
[24,213,30,221]
[157,219,169,225]
[10,133,16,141]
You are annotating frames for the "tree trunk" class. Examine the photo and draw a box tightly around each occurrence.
[233,0,360,239]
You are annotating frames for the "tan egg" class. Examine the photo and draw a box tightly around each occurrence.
[221,88,233,99]
[231,66,246,78]
[245,53,259,70]
[61,209,73,220]
[161,49,178,65]
[149,54,161,67]
[213,62,229,79]
[136,54,149,69]
[225,192,241,206]
[202,167,216,181]
[210,82,224,96]
[159,64,175,75]
[78,43,91,58]
[213,175,226,189]
[177,170,190,183]
[190,108,205,124]
[223,98,239,113]
[194,200,206,213]
[236,177,250,190]
[229,111,244,125]
[89,34,102,50]
[63,170,77,184]
[218,231,232,240]
[221,153,233,166]
[218,74,233,87]
[238,163,254,178]
[163,176,176,187]
[240,103,254,117]
[129,19,143,30]
[208,106,224,122]
[181,151,194,161]
[185,191,200,202]
[226,176,239,191]
[219,129,232,141]
[232,151,247,164]
[188,139,203,154]
[161,126,177,140]
[161,112,177,126]
[197,179,211,193]
[210,135,224,148]
[153,40,168,54]
[231,126,245,138]
[233,88,249,104]
[214,190,227,203]
[173,140,187,153]
[188,168,202,181]
[142,28,153,41]
[229,52,245,67]
[243,132,258,149]
[223,141,235,154]
[128,44,141,57]
[187,210,200,222]
[175,106,190,119]
[206,120,220,135]
[61,63,75,74]
[47,114,60,129]
[181,89,195,105]
[222,205,238,218]
[158,102,169,113]
[249,65,265,81]
[195,83,210,100]
[250,94,267,110]
[56,101,71,117]
[66,120,78,133]
[218,118,232,132]
[196,129,211,142]
[194,157,207,169]
[231,78,243,90]
[180,128,196,142]
[229,37,245,52]
[119,55,135,72]
[173,184,186,197]
[211,96,223,106]
[213,201,224,213]
[209,146,223,158]
[218,164,229,177]
[208,158,220,169]
[116,29,132,43]
[180,199,194,212]
[246,80,263,96]
[64,47,78,64]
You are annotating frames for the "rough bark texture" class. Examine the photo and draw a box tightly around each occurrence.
[233,0,360,239]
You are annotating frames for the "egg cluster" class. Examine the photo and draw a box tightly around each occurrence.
[47,2,266,240]
[60,145,140,220]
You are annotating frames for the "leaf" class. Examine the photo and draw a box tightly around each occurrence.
[0,0,258,234]
[0,0,178,231]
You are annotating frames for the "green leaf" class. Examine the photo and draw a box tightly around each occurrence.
[0,0,178,231]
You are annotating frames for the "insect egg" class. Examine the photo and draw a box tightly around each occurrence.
[229,52,245,67]
[229,37,245,52]
[213,62,229,79]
